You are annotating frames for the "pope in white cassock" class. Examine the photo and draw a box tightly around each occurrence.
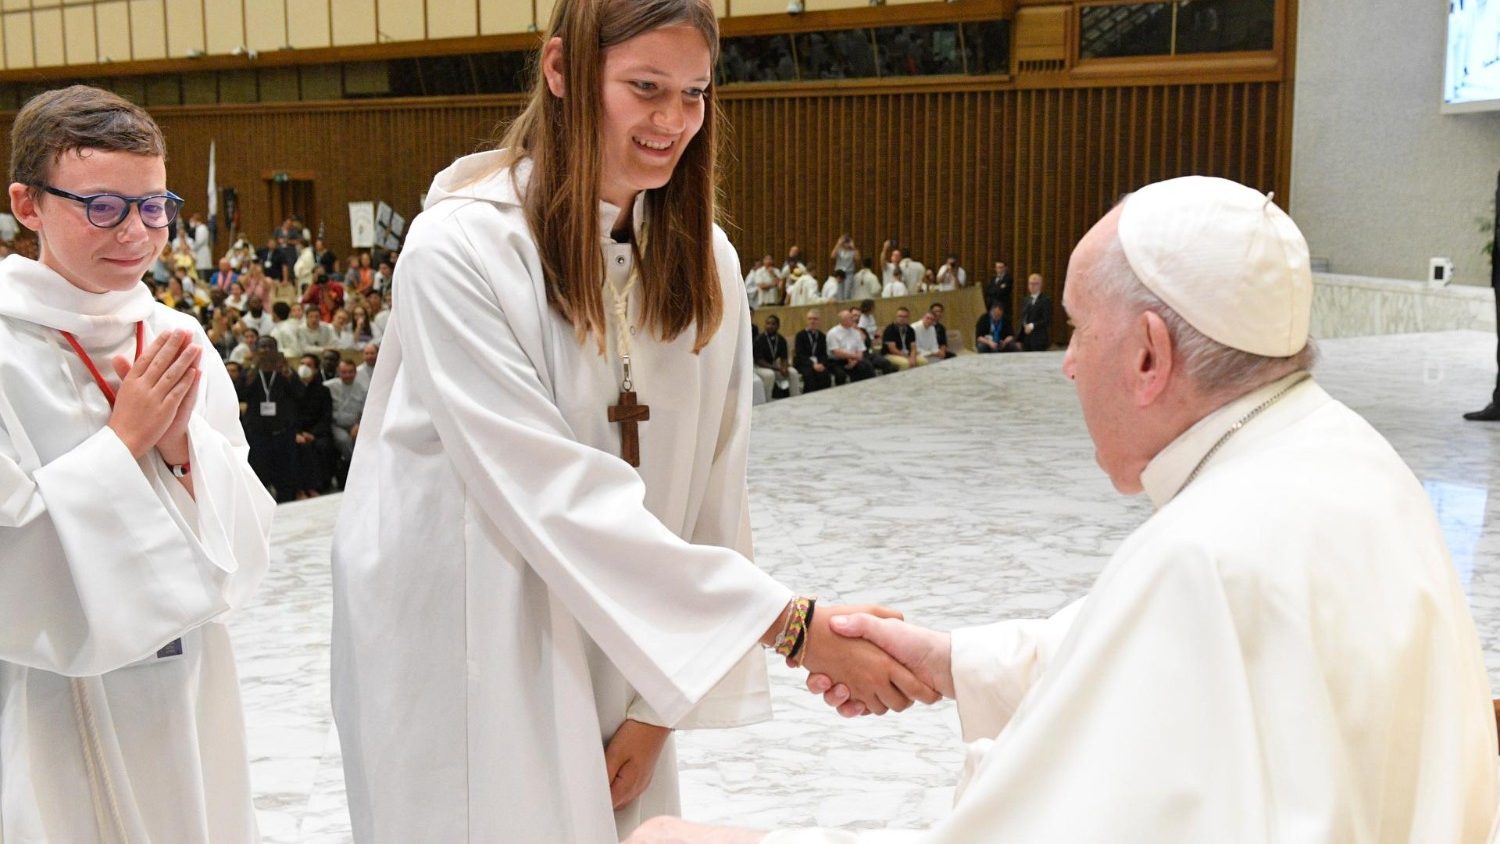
[330,3,931,842]
[630,177,1499,843]
[0,86,273,842]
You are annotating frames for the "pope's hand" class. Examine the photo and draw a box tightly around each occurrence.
[624,816,765,843]
[604,719,671,810]
[805,614,954,718]
[797,605,941,715]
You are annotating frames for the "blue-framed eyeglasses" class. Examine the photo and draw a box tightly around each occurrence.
[42,186,184,229]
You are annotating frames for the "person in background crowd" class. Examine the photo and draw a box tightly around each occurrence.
[293,353,334,499]
[326,358,367,487]
[853,256,882,300]
[975,301,1022,353]
[984,260,1014,311]
[1021,272,1053,351]
[795,309,833,393]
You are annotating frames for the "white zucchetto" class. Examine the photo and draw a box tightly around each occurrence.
[1118,176,1312,358]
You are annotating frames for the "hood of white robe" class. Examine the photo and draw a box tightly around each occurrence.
[0,254,157,344]
[422,149,648,245]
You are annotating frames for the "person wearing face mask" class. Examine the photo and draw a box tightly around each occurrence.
[329,2,930,841]
[292,353,333,499]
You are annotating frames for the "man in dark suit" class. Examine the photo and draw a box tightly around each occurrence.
[1021,272,1053,351]
[794,310,834,393]
[984,260,1014,312]
[1464,171,1500,421]
[240,337,304,502]
[975,302,1023,353]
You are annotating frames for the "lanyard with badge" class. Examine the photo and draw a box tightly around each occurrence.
[259,370,278,417]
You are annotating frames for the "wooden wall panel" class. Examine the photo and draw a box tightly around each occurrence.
[378,0,426,41]
[203,0,243,54]
[128,0,168,60]
[330,0,376,46]
[63,5,98,64]
[165,0,206,58]
[2,11,31,69]
[96,1,133,63]
[32,9,64,68]
[478,0,528,36]
[426,0,476,40]
[243,0,286,51]
[714,81,1286,328]
[287,2,333,50]
[0,77,1285,346]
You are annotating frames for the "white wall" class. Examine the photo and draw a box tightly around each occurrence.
[1290,0,1500,286]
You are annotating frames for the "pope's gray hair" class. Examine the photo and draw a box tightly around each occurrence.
[1089,234,1317,400]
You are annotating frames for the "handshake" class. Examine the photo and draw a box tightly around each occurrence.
[789,604,955,718]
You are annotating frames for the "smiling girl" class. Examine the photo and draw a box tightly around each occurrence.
[331,1,928,842]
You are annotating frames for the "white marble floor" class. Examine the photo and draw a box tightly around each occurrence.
[237,330,1500,841]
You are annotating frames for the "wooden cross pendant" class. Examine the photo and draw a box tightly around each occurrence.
[608,389,650,467]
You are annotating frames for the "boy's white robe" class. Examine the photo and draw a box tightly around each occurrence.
[0,255,273,842]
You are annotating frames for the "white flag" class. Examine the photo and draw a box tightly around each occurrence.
[206,140,217,221]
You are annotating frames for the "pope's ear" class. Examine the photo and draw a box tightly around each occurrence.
[541,37,566,99]
[9,183,42,233]
[1136,308,1175,406]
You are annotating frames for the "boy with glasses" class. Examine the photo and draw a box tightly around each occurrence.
[0,85,273,841]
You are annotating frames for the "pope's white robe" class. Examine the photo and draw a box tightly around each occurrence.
[0,256,274,842]
[331,152,793,843]
[766,374,1496,843]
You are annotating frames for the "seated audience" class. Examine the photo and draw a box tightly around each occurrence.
[269,301,301,358]
[355,342,380,389]
[975,302,1023,353]
[881,306,925,370]
[293,355,335,499]
[913,309,954,361]
[209,257,239,290]
[240,337,303,502]
[856,299,878,337]
[292,309,337,357]
[827,308,876,383]
[326,359,367,486]
[794,310,834,393]
[229,327,260,366]
[753,314,801,399]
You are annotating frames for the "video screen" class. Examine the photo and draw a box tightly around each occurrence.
[1445,0,1500,112]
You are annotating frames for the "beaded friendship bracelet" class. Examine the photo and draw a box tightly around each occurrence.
[773,596,814,658]
[788,598,817,667]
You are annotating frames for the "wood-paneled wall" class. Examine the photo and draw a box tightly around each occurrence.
[0,73,1286,337]
[720,80,1286,313]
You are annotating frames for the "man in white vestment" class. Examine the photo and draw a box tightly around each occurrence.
[630,177,1499,843]
[785,264,823,307]
[853,259,882,301]
[0,85,273,843]
[746,253,784,308]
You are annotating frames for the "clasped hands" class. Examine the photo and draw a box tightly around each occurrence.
[620,613,956,843]
[793,606,952,717]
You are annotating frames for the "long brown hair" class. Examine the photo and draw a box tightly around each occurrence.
[498,0,724,353]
